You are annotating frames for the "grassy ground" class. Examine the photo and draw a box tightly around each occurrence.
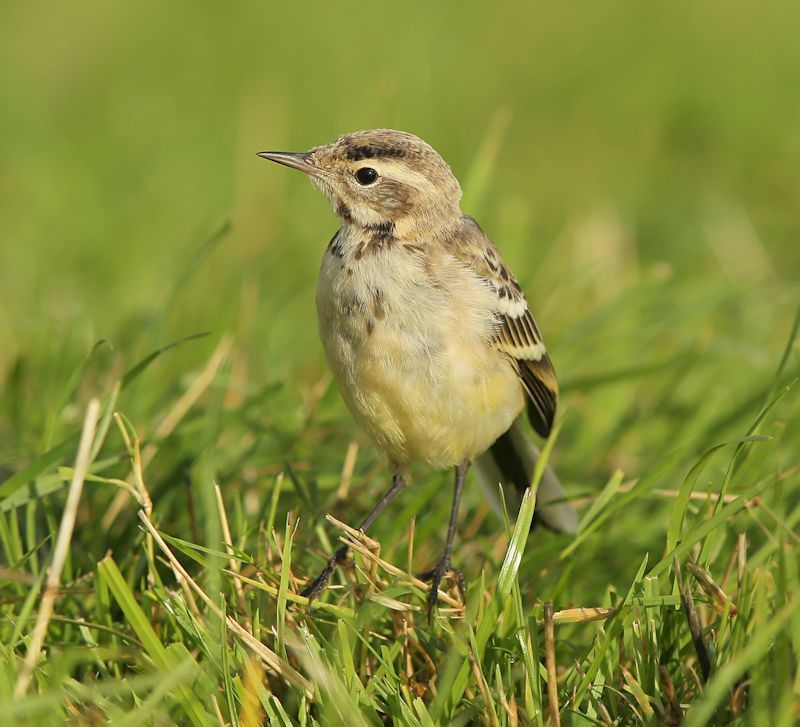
[1,2,799,724]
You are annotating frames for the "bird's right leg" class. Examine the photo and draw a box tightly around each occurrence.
[301,472,407,602]
[419,460,469,622]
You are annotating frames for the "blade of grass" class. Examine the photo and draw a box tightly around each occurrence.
[276,514,298,657]
[150,221,231,331]
[0,439,75,499]
[571,555,649,707]
[578,469,624,534]
[561,450,683,559]
[434,487,537,720]
[113,657,199,727]
[97,556,212,725]
[650,473,774,578]
[138,511,313,697]
[666,436,767,555]
[683,600,799,727]
[121,332,210,390]
[219,600,241,727]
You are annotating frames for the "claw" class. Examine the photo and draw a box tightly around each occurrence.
[419,560,465,622]
[301,545,349,603]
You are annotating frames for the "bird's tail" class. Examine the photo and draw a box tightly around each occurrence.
[474,419,578,534]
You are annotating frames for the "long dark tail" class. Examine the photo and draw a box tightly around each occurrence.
[474,420,578,533]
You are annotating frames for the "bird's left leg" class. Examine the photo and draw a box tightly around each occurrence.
[301,472,407,602]
[420,460,469,622]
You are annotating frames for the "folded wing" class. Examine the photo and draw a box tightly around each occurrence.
[454,216,558,437]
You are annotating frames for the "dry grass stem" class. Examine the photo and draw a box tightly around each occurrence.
[737,533,748,591]
[686,561,738,616]
[544,601,561,726]
[552,607,614,624]
[14,398,100,698]
[214,483,247,616]
[138,510,313,697]
[337,440,359,499]
[468,644,498,726]
[658,664,682,725]
[334,526,462,610]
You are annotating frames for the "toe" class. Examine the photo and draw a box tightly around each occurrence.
[427,574,443,623]
[301,572,328,601]
[451,568,466,600]
[420,559,465,623]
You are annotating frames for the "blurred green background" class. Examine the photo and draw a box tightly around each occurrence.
[1,6,799,720]
[1,0,799,485]
[3,1,798,334]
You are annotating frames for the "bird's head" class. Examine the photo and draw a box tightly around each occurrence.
[259,129,462,232]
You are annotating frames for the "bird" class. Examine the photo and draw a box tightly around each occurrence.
[258,129,577,621]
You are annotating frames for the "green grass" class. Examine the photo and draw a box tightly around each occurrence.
[1,1,800,724]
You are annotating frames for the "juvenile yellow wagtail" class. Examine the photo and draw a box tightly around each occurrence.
[259,129,576,619]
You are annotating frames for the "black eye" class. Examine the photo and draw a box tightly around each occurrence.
[355,167,378,185]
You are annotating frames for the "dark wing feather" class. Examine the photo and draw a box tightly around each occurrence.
[495,308,558,437]
[453,217,558,437]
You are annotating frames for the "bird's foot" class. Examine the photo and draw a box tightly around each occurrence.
[301,545,349,603]
[419,559,465,623]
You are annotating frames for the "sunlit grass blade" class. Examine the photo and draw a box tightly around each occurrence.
[666,435,768,555]
[0,440,75,499]
[561,450,683,559]
[120,332,210,390]
[578,468,624,534]
[96,556,212,726]
[650,475,773,578]
[434,487,537,720]
[683,600,799,727]
[572,555,649,707]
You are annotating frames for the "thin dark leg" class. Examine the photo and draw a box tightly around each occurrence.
[301,473,407,601]
[420,460,469,622]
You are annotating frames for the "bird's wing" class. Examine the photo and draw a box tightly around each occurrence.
[453,217,558,437]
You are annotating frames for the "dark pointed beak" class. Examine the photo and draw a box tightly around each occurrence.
[257,151,318,174]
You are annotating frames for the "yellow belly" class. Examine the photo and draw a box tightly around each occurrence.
[320,306,525,468]
[352,334,525,467]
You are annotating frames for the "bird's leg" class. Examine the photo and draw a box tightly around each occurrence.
[419,460,469,622]
[301,472,407,602]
